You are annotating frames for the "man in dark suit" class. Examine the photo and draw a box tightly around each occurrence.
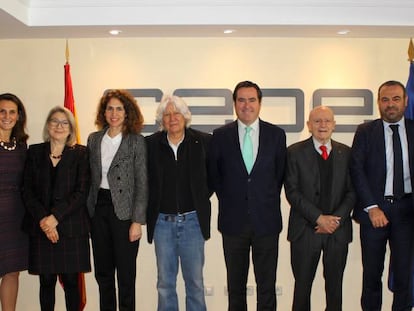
[350,80,414,311]
[284,106,355,311]
[208,80,286,311]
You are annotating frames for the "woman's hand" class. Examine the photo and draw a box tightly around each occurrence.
[40,215,59,233]
[129,222,142,242]
[45,228,59,243]
[40,215,60,243]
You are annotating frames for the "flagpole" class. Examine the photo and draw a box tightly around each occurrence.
[66,39,70,64]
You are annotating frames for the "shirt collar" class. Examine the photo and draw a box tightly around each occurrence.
[237,118,259,132]
[383,117,405,130]
[103,130,122,144]
[312,136,332,152]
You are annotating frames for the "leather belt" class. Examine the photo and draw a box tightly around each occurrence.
[162,211,195,222]
[384,193,412,204]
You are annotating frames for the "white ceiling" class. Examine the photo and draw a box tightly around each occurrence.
[1,0,414,38]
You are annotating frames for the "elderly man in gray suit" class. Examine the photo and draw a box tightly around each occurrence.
[284,106,355,311]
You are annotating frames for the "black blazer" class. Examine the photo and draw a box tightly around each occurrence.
[208,119,286,236]
[146,128,212,243]
[23,142,90,237]
[284,137,355,243]
[350,118,414,224]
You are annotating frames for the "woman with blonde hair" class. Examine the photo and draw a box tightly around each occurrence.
[23,106,90,311]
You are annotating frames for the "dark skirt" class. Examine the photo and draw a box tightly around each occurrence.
[28,234,91,275]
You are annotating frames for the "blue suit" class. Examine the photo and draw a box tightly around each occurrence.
[208,119,286,310]
[350,118,414,311]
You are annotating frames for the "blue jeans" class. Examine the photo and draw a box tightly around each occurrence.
[154,211,206,311]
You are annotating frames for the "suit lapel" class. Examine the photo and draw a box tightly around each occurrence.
[303,138,320,182]
[329,140,343,206]
[227,121,248,173]
[39,143,52,205]
[404,119,414,180]
[110,134,129,169]
[92,131,105,178]
[375,121,387,176]
[254,121,264,172]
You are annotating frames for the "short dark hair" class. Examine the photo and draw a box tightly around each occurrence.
[0,93,29,143]
[378,80,406,99]
[95,89,144,135]
[232,81,262,103]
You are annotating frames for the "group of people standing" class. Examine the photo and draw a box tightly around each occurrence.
[0,90,148,311]
[0,79,413,311]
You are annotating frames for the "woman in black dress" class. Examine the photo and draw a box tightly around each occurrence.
[23,106,91,311]
[0,93,29,311]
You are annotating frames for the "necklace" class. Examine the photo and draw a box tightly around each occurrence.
[0,137,17,151]
[50,153,62,159]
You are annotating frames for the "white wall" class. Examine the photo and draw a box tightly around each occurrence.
[1,37,408,310]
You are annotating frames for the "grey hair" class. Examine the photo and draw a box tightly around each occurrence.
[42,106,78,146]
[155,95,192,131]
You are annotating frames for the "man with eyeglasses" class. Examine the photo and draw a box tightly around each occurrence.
[285,105,355,311]
[351,80,414,311]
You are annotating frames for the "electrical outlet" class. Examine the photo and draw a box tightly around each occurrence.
[204,286,214,296]
[246,285,255,296]
[276,285,283,296]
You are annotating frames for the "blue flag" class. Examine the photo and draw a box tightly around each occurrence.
[404,62,414,120]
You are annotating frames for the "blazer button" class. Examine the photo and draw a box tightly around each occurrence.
[117,176,121,180]
[119,189,122,193]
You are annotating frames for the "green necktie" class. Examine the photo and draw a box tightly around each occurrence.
[242,126,253,173]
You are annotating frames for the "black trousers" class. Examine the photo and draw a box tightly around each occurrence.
[39,273,79,311]
[91,189,139,311]
[290,228,349,311]
[360,197,414,311]
[222,225,279,311]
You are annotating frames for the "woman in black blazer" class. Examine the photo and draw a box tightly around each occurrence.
[23,106,90,311]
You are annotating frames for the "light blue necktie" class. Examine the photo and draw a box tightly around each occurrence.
[242,126,254,173]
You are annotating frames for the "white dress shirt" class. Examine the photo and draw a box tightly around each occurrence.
[383,118,412,196]
[100,131,122,189]
[312,137,332,157]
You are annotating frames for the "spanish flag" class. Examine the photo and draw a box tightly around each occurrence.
[64,40,86,310]
[64,40,81,144]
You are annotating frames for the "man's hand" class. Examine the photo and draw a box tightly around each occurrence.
[315,215,341,234]
[368,206,389,228]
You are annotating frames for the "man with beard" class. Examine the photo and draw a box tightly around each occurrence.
[350,80,414,311]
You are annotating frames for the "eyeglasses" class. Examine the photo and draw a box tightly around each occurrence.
[49,119,70,128]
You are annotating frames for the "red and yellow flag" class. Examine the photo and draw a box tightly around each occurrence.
[63,40,86,311]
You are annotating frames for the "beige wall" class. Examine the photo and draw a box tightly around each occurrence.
[1,37,409,310]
